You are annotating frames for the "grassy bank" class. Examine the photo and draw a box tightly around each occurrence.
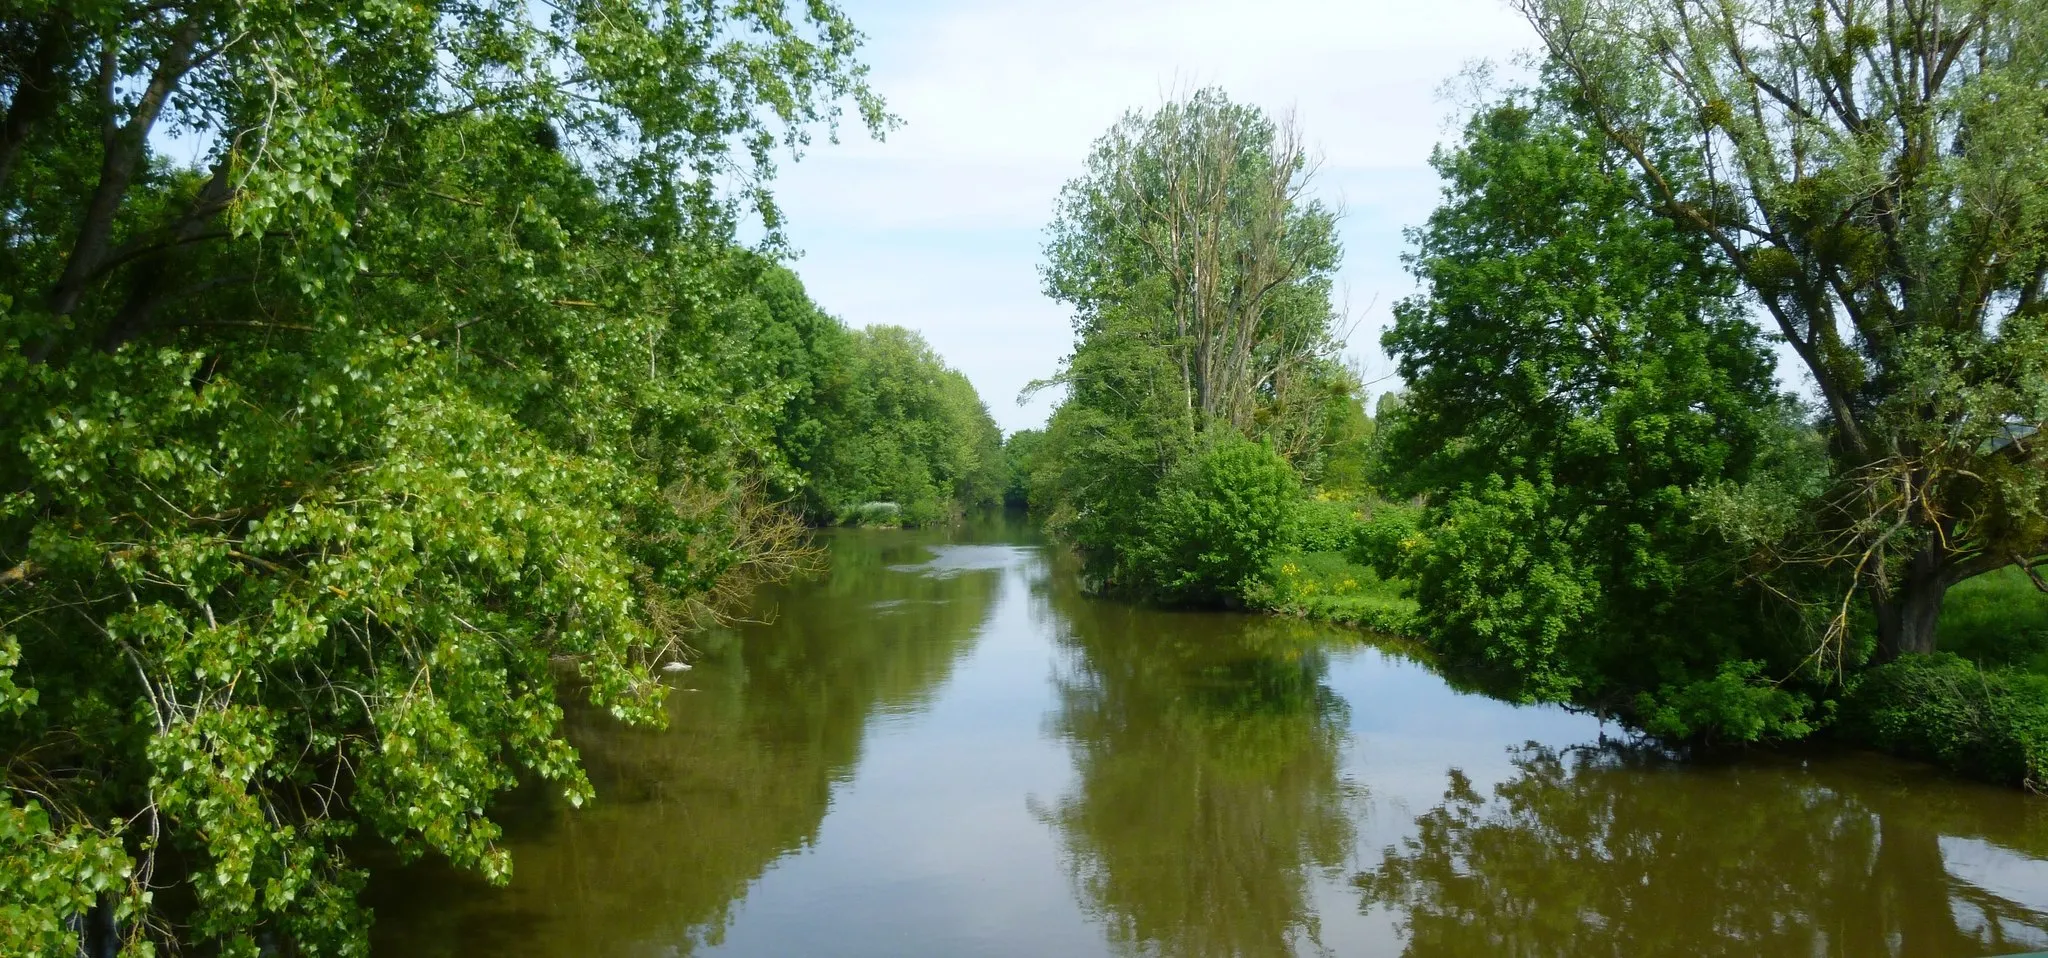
[1940,567,2048,677]
[1838,567,2048,791]
[1252,549,1419,636]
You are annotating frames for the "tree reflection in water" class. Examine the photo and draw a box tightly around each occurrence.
[367,530,1003,957]
[1037,598,1365,958]
[1357,742,2048,958]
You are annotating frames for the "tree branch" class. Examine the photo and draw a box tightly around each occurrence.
[46,16,207,323]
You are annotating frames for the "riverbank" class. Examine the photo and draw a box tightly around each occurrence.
[1252,546,2048,792]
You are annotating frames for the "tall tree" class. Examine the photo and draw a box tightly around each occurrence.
[1033,89,1351,598]
[1515,0,2048,660]
[1377,95,1814,739]
[1042,88,1345,458]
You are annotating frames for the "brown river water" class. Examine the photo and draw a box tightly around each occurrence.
[369,516,2048,957]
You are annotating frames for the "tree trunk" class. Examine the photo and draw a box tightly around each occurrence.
[1874,809,1968,958]
[79,893,119,958]
[1874,549,1949,663]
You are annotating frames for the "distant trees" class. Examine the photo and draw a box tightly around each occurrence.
[1031,89,1361,602]
[804,325,1006,525]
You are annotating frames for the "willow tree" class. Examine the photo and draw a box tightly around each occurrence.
[1515,0,2048,660]
[0,0,882,953]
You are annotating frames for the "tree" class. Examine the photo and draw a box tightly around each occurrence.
[1514,0,2048,660]
[1032,89,1352,599]
[1377,95,1817,738]
[1042,88,1346,457]
[0,0,885,952]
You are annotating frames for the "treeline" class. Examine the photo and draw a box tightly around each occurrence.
[0,1,998,954]
[1028,0,2048,792]
[796,324,1006,526]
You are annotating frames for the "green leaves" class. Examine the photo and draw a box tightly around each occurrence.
[803,325,1005,525]
[1379,93,1810,738]
[0,0,890,951]
[1520,0,2048,660]
[0,793,146,958]
[1032,91,1356,603]
[1135,438,1301,607]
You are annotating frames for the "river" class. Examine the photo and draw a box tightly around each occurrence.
[369,516,2048,957]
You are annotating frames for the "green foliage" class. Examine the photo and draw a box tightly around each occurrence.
[1376,94,1812,739]
[1287,498,1364,555]
[1030,89,1356,604]
[1000,428,1047,510]
[804,325,1005,525]
[1634,661,1815,744]
[1132,439,1300,606]
[1842,654,2048,790]
[0,792,145,957]
[1522,0,2048,659]
[0,0,922,952]
[1253,550,1418,636]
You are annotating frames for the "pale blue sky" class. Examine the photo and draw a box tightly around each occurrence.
[769,0,1539,434]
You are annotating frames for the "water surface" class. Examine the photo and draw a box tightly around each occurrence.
[371,518,2048,957]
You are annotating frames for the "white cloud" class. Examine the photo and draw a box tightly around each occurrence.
[776,0,1541,432]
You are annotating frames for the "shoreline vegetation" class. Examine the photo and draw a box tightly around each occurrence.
[1011,19,2048,797]
[3,0,2044,953]
[0,1,1008,952]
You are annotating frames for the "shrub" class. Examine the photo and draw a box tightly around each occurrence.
[1134,438,1299,606]
[1289,497,1362,553]
[846,501,903,527]
[1634,660,1816,744]
[1841,653,2048,789]
[1349,501,1421,574]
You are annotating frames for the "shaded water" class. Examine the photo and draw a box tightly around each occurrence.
[371,517,2048,957]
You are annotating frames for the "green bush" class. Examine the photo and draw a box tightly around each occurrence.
[1634,660,1816,744]
[1841,653,2048,789]
[1349,501,1421,574]
[1133,438,1300,606]
[1288,498,1363,553]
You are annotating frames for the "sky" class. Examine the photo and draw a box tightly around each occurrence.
[768,0,1540,435]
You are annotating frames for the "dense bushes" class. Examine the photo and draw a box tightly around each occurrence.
[1842,655,2048,790]
[1130,439,1300,606]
